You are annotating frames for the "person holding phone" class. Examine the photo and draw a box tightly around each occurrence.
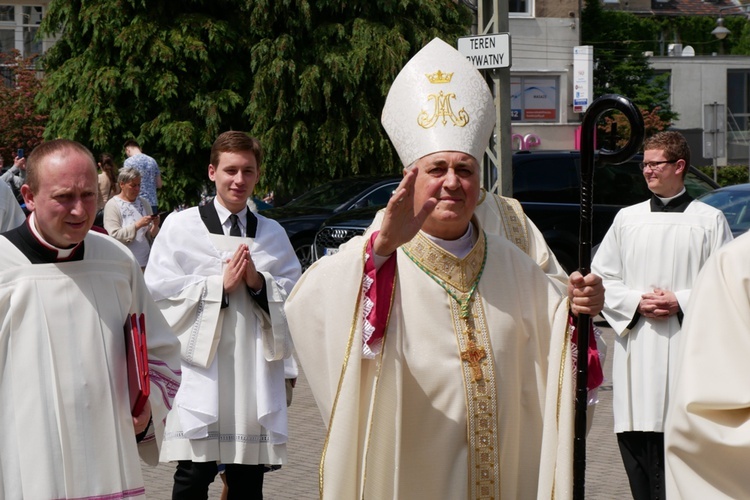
[1,148,27,206]
[103,166,159,270]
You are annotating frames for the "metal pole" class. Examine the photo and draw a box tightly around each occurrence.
[714,104,719,183]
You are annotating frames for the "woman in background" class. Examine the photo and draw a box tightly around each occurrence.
[103,167,159,270]
[95,153,120,228]
[97,153,119,210]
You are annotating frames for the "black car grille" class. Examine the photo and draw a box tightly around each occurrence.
[313,226,366,260]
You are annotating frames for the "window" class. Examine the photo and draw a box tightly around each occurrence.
[21,6,43,56]
[510,75,560,123]
[509,0,534,16]
[728,70,750,132]
[360,183,399,207]
[0,4,44,57]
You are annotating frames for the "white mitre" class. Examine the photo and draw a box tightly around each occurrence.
[381,37,495,167]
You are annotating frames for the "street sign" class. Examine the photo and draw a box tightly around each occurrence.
[457,34,511,70]
[703,102,726,159]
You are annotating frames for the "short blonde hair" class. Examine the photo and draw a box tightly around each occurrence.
[26,140,96,192]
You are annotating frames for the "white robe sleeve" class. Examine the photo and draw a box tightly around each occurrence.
[665,232,750,499]
[130,257,183,465]
[145,211,225,369]
[591,212,642,336]
[672,206,735,312]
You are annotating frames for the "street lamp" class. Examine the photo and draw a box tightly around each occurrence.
[712,17,731,40]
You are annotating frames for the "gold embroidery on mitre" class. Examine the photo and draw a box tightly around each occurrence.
[426,70,454,84]
[417,91,470,129]
[417,69,468,129]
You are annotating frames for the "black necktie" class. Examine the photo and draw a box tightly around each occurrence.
[229,214,242,237]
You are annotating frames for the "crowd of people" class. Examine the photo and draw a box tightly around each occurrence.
[0,37,748,500]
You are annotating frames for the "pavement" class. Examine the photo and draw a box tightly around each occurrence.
[141,321,631,499]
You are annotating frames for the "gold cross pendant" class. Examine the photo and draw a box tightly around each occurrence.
[461,340,487,382]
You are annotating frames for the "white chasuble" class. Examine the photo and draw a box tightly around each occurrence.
[145,207,300,465]
[591,200,733,433]
[0,232,181,499]
[286,222,574,500]
[665,232,750,499]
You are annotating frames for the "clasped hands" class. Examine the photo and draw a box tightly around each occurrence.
[223,244,263,293]
[638,288,679,318]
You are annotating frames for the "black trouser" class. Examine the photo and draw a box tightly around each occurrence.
[617,431,665,500]
[172,460,265,500]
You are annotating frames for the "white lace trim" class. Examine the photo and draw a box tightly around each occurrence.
[361,271,379,359]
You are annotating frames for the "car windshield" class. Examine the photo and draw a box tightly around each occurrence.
[698,188,750,235]
[285,179,387,210]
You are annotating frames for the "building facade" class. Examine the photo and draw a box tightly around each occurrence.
[0,1,52,58]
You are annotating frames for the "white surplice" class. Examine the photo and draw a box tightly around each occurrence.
[286,220,575,500]
[0,231,181,499]
[591,199,733,433]
[664,231,750,499]
[145,207,300,465]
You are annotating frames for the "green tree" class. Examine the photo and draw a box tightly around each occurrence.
[37,0,471,207]
[0,50,46,165]
[581,0,676,127]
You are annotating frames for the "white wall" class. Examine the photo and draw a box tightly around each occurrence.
[506,17,583,150]
[650,55,747,129]
[651,55,750,164]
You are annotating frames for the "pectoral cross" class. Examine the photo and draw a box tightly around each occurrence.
[461,340,487,382]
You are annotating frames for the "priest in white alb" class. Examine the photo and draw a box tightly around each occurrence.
[285,38,604,500]
[591,131,733,499]
[0,139,182,499]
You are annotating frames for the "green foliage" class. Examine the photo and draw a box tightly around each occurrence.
[582,0,676,126]
[598,106,672,150]
[37,0,471,207]
[651,15,749,56]
[0,50,46,165]
[698,164,750,187]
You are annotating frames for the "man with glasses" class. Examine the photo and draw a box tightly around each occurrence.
[591,130,733,500]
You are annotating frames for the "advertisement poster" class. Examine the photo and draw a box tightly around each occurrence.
[522,77,557,121]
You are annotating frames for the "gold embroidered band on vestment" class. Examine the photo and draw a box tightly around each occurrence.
[403,229,501,499]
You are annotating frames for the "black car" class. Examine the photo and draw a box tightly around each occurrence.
[262,176,400,269]
[313,151,719,272]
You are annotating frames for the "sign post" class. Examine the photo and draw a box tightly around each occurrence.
[703,102,726,183]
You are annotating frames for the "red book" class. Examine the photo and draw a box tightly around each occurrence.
[125,313,150,416]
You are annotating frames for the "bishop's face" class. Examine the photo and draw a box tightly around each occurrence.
[209,150,260,213]
[23,149,98,247]
[413,151,480,240]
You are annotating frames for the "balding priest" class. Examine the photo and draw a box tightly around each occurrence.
[286,38,603,500]
[0,139,181,498]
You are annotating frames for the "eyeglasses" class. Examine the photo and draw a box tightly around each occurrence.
[639,160,676,172]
